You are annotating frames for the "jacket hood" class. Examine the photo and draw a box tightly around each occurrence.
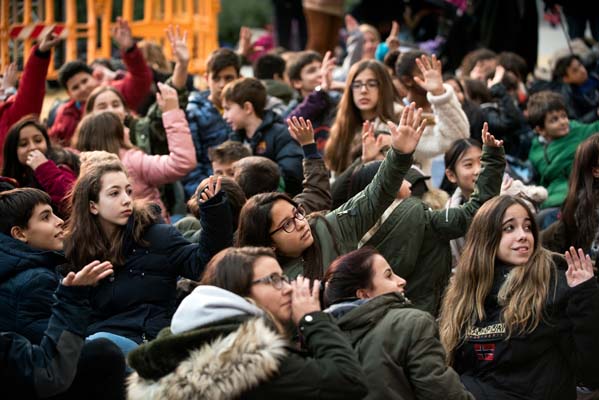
[0,233,65,281]
[332,292,411,343]
[171,285,264,334]
[127,317,287,400]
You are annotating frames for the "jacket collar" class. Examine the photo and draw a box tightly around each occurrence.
[331,292,411,343]
[0,233,65,280]
[127,317,288,399]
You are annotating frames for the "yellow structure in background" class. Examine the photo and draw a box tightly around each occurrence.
[0,0,220,79]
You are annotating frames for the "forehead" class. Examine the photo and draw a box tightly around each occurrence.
[270,199,295,224]
[222,99,241,109]
[95,90,122,104]
[545,109,567,120]
[100,171,130,190]
[371,254,390,271]
[354,68,376,81]
[253,256,283,278]
[502,204,530,222]
[301,60,321,73]
[30,202,53,218]
[458,145,482,161]
[67,71,92,86]
[211,66,238,79]
[19,125,43,139]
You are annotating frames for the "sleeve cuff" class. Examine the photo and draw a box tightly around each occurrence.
[302,143,320,159]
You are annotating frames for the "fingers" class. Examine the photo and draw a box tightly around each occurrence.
[311,279,320,300]
[390,20,399,37]
[214,175,222,194]
[62,272,75,286]
[412,106,423,130]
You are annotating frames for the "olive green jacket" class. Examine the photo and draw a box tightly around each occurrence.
[363,145,505,315]
[331,292,473,400]
[282,148,414,278]
[126,80,189,156]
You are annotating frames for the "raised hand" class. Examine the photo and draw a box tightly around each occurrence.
[385,21,400,51]
[320,50,335,91]
[237,26,253,57]
[166,25,189,65]
[38,27,63,52]
[387,102,426,154]
[565,247,595,288]
[25,150,48,170]
[1,63,17,90]
[112,17,134,50]
[156,82,179,112]
[481,122,503,147]
[487,65,505,88]
[291,275,321,326]
[62,261,113,287]
[287,116,315,146]
[414,54,445,96]
[345,14,359,33]
[198,175,222,204]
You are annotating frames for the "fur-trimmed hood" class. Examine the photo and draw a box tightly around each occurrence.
[127,286,289,400]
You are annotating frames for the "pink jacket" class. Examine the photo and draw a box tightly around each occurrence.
[119,109,196,219]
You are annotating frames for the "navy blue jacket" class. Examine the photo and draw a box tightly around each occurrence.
[230,110,304,195]
[182,90,232,198]
[0,234,65,344]
[1,284,91,399]
[86,192,233,343]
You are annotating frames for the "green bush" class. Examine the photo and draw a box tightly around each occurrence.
[218,0,273,46]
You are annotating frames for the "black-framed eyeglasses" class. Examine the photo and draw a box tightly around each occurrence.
[269,205,306,235]
[351,79,379,91]
[252,273,290,290]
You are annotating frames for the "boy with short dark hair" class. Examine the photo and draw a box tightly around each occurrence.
[255,53,295,106]
[551,54,599,123]
[182,48,242,198]
[285,50,341,153]
[208,140,252,178]
[50,18,153,146]
[0,190,123,398]
[222,77,304,195]
[528,91,599,214]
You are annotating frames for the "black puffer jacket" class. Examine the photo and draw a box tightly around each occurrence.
[86,193,232,343]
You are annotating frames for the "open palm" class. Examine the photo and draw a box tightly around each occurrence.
[387,102,426,154]
[565,247,595,288]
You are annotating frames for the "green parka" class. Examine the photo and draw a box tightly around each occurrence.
[330,292,473,400]
[282,148,413,278]
[364,145,505,315]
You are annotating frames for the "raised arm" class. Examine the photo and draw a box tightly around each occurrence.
[429,122,505,239]
[327,102,425,245]
[110,18,153,110]
[288,117,332,212]
[132,83,196,186]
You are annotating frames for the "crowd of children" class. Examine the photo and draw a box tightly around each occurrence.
[0,13,598,400]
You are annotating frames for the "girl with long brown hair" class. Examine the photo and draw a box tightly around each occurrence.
[438,195,599,400]
[324,59,398,175]
[2,117,79,216]
[62,154,232,355]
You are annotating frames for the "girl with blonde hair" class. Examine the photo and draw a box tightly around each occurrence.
[438,194,599,400]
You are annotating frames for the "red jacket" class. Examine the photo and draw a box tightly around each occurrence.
[49,45,153,146]
[33,160,77,217]
[0,45,51,166]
